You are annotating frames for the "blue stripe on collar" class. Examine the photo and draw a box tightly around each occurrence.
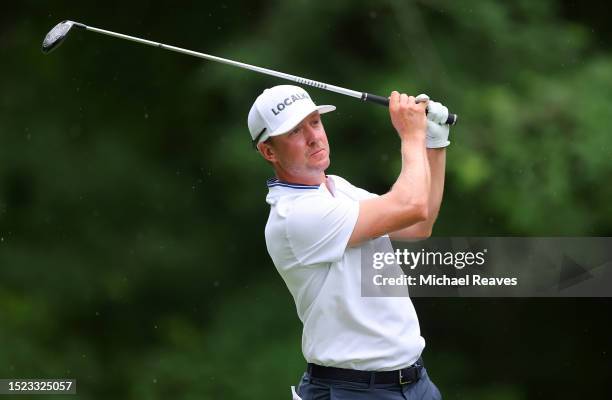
[266,177,320,189]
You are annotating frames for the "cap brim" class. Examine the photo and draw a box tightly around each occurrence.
[268,105,336,138]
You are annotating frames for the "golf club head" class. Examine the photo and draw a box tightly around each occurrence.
[42,20,84,54]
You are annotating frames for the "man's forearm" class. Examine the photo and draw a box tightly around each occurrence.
[393,136,431,211]
[389,147,445,240]
[425,147,446,223]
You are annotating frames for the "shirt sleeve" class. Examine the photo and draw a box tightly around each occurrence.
[354,186,379,200]
[331,175,379,200]
[285,194,359,265]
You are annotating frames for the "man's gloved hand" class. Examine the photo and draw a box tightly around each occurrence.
[416,94,451,149]
[426,120,450,148]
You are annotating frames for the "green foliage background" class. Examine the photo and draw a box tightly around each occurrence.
[1,1,610,399]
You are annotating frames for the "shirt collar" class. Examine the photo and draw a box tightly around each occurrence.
[266,177,321,190]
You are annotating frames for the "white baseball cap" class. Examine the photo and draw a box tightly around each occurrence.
[248,85,335,145]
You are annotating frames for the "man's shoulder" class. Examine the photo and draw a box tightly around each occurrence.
[327,174,361,192]
[327,174,354,187]
[273,189,348,220]
[269,187,327,205]
[328,174,377,199]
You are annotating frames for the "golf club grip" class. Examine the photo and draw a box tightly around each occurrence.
[363,93,457,126]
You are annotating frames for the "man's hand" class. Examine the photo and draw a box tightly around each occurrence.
[389,91,428,140]
[426,120,450,148]
[415,94,451,148]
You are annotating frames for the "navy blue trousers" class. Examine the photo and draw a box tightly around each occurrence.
[293,365,442,400]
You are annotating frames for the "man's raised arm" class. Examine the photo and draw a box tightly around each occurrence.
[348,92,431,246]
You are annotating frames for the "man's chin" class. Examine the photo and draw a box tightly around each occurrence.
[311,156,330,170]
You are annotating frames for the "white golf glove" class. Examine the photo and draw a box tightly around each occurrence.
[416,94,451,149]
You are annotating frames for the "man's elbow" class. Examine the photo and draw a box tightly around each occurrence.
[411,206,434,239]
[392,222,431,242]
[407,223,432,241]
[413,202,429,223]
[415,225,432,239]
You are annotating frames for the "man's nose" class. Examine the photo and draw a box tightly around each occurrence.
[304,125,322,145]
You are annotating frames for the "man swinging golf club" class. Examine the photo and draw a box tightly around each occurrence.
[41,19,454,399]
[249,85,447,400]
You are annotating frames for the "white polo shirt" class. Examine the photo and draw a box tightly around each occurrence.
[264,174,425,371]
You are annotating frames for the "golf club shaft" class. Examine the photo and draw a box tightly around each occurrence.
[76,23,457,125]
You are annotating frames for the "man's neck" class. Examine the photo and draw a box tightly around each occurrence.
[275,170,326,186]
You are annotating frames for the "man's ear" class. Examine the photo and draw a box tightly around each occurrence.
[257,141,276,163]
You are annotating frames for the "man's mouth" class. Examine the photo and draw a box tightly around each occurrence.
[310,148,326,157]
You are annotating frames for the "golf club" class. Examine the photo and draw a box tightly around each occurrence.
[42,20,457,125]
